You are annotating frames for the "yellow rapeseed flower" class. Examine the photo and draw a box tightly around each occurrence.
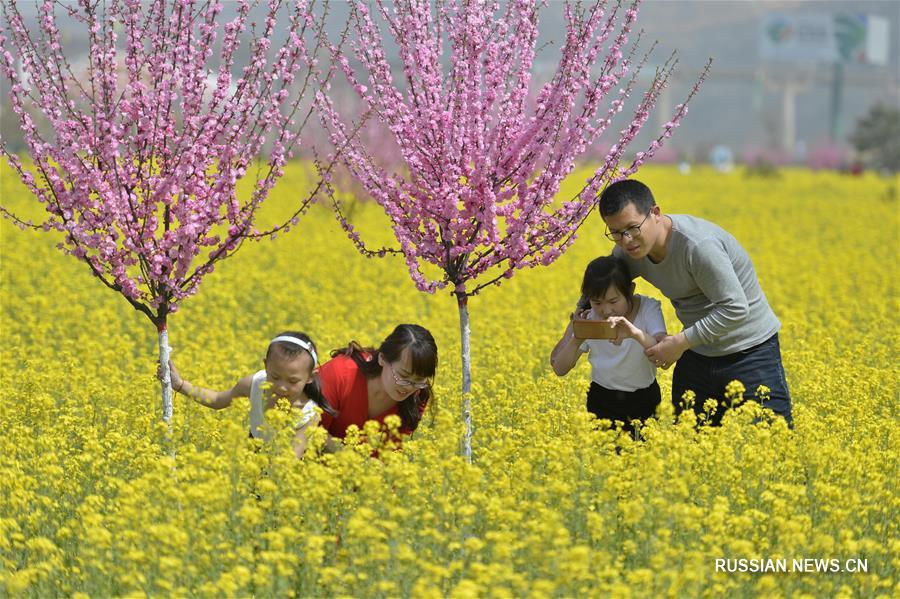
[2,164,897,597]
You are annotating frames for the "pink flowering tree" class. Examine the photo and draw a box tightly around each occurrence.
[1,0,336,421]
[318,0,708,460]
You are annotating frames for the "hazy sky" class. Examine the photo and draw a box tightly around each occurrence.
[3,0,898,156]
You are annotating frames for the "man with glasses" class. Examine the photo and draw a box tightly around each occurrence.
[596,179,792,426]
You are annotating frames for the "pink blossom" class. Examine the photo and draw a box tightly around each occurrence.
[1,0,333,327]
[319,0,705,299]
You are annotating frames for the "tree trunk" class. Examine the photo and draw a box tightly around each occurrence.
[157,321,173,423]
[457,295,473,463]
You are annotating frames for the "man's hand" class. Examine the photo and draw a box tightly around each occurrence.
[644,333,690,369]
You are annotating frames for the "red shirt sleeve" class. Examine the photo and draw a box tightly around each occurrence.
[317,355,370,439]
[317,355,350,432]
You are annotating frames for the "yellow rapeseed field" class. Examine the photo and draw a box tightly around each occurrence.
[1,164,898,598]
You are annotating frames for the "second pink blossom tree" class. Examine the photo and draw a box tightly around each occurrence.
[318,0,708,460]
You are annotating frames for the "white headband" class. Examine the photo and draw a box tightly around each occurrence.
[269,335,318,364]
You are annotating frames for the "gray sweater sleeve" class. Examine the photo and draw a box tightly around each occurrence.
[682,238,750,347]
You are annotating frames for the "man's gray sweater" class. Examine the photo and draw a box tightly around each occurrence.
[614,214,780,357]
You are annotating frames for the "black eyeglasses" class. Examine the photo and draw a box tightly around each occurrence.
[605,210,652,242]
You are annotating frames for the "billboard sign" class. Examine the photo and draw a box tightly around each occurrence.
[760,13,889,65]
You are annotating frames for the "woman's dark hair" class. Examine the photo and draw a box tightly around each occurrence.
[331,324,438,431]
[598,179,656,217]
[581,256,635,312]
[267,330,336,417]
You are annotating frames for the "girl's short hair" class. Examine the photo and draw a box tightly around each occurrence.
[267,330,336,417]
[581,255,634,309]
[331,324,438,432]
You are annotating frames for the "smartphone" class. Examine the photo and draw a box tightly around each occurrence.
[575,295,591,312]
[572,318,617,340]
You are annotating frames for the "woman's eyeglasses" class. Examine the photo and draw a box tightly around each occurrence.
[386,361,431,390]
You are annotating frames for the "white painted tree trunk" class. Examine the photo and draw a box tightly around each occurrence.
[158,326,173,422]
[458,296,472,463]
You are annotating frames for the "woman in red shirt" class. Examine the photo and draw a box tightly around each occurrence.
[318,324,437,447]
